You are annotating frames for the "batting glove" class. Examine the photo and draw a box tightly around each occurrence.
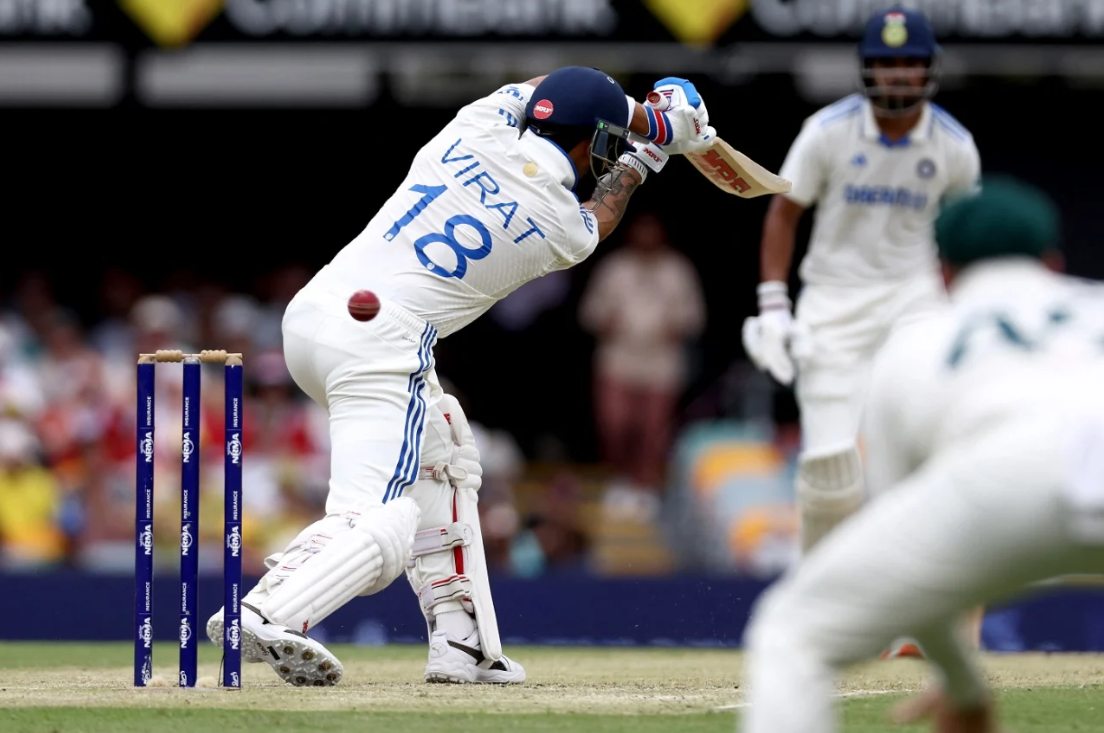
[741,281,812,386]
[618,140,668,183]
[644,77,716,155]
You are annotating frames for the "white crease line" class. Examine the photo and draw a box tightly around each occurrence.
[714,689,898,711]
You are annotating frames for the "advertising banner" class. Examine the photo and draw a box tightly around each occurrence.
[3,1,1103,107]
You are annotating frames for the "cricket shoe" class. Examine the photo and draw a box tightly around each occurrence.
[206,606,266,664]
[424,629,526,684]
[206,603,343,686]
[881,638,925,660]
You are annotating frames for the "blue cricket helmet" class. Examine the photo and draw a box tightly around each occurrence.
[525,66,632,133]
[524,66,637,183]
[858,6,941,116]
[860,6,940,59]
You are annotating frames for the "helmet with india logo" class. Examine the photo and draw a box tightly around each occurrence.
[858,7,941,116]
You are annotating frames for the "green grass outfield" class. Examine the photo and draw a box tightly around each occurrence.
[1,642,1102,732]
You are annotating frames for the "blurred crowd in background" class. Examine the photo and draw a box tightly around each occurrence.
[0,264,324,575]
[0,213,731,578]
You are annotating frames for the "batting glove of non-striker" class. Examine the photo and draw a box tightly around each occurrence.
[741,281,812,386]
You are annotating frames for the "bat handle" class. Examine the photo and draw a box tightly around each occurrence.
[645,90,672,111]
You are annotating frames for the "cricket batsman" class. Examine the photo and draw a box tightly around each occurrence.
[205,67,716,686]
[742,6,981,558]
[739,176,1104,733]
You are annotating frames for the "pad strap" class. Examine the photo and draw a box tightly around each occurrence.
[417,574,475,616]
[419,464,472,482]
[410,522,472,564]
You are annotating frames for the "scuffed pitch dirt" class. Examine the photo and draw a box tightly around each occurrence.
[0,645,1101,715]
[0,646,741,715]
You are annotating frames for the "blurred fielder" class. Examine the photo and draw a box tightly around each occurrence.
[205,67,716,686]
[743,7,981,561]
[740,177,1104,733]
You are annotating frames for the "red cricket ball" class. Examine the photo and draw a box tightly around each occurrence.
[347,289,381,322]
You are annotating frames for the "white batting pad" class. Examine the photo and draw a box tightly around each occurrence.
[453,485,502,659]
[796,446,866,553]
[405,478,503,660]
[259,497,420,631]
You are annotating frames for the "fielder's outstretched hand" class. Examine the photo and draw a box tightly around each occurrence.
[891,687,999,733]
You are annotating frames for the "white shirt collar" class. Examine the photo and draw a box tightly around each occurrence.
[860,99,934,147]
[519,129,579,192]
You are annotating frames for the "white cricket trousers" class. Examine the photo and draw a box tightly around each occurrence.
[794,272,944,452]
[740,417,1104,733]
[281,266,452,514]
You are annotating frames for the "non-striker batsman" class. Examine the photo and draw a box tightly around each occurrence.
[744,7,980,558]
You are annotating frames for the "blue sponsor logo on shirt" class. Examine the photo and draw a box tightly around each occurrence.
[844,184,928,210]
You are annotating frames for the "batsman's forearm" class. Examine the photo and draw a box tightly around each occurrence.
[760,229,796,284]
[629,101,651,138]
[760,198,801,283]
[585,164,643,242]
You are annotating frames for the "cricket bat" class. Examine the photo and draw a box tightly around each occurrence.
[644,90,791,198]
[685,138,792,199]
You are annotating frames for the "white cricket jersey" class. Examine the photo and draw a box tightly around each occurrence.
[324,83,600,338]
[863,259,1104,495]
[780,94,981,286]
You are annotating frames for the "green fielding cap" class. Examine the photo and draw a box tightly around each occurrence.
[935,175,1061,266]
